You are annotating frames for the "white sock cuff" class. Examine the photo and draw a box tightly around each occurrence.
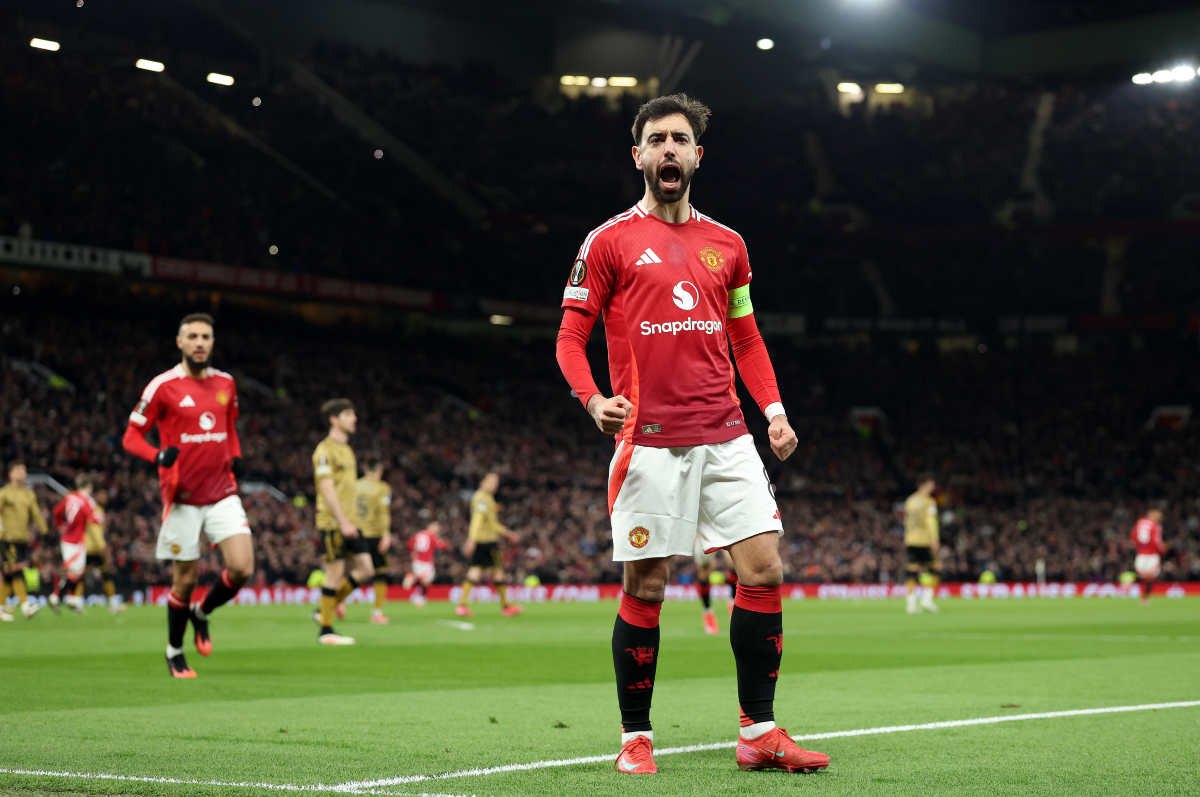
[741,720,776,739]
[621,730,653,745]
[166,644,184,658]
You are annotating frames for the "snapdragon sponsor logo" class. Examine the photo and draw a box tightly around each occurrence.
[179,431,228,444]
[640,318,723,336]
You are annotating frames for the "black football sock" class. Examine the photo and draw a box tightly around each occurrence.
[167,590,190,648]
[699,581,712,610]
[1142,580,1154,599]
[199,569,238,617]
[730,585,783,726]
[612,593,661,733]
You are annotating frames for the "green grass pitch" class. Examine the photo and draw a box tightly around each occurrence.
[1,597,1198,796]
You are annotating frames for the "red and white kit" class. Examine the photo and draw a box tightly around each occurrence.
[123,365,250,561]
[53,491,102,577]
[1131,516,1166,579]
[557,202,784,560]
[407,528,447,584]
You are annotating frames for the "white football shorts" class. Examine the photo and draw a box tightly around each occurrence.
[609,434,783,562]
[1134,554,1161,580]
[409,560,436,584]
[693,535,717,567]
[157,495,251,561]
[60,541,87,578]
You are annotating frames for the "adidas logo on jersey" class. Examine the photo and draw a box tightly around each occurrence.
[178,395,196,407]
[634,248,663,265]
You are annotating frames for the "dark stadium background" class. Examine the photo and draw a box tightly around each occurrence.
[3,0,1200,600]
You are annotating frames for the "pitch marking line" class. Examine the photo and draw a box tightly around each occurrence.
[345,700,1200,791]
[2,701,1197,794]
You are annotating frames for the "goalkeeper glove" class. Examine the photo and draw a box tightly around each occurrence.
[155,446,179,468]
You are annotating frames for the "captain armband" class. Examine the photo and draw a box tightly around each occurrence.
[727,284,753,319]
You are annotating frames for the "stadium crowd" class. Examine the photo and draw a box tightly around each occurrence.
[2,298,1198,595]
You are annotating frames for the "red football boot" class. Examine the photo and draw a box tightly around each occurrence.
[615,734,657,774]
[501,604,524,616]
[702,610,719,635]
[737,727,829,773]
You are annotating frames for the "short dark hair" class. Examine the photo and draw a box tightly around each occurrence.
[918,472,937,488]
[75,472,94,490]
[321,398,355,423]
[363,456,383,473]
[179,312,215,333]
[7,460,25,473]
[631,94,711,144]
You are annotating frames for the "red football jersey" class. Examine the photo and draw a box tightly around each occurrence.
[407,529,447,563]
[128,365,240,507]
[1130,517,1165,555]
[53,491,101,545]
[560,202,752,447]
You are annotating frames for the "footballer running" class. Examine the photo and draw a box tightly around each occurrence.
[555,94,829,775]
[123,313,255,677]
[903,475,941,615]
[1130,508,1167,605]
[456,472,523,617]
[403,521,447,607]
[353,456,394,624]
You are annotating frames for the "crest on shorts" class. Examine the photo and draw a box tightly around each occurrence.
[170,544,181,554]
[699,246,724,272]
[628,527,650,549]
[569,259,587,287]
[216,390,229,406]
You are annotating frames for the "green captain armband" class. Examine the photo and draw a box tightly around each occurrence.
[727,284,753,319]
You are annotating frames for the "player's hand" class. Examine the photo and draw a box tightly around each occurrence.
[507,531,520,543]
[588,394,633,435]
[768,415,797,461]
[340,519,359,539]
[463,539,476,557]
[230,457,246,480]
[379,533,392,553]
[155,446,180,468]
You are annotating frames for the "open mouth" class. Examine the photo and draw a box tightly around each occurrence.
[659,163,682,191]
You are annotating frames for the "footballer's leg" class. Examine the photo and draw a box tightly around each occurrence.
[727,531,828,773]
[614,557,666,774]
[457,564,481,617]
[190,532,254,656]
[921,560,941,614]
[370,545,390,624]
[8,563,38,619]
[166,560,199,678]
[497,556,523,615]
[695,541,718,634]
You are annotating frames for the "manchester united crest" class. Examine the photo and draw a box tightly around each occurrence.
[699,246,724,272]
[216,390,229,406]
[628,526,650,549]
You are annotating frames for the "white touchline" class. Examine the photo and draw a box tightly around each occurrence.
[2,701,1197,795]
[347,700,1200,792]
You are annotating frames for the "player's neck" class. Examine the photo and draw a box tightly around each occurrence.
[639,189,691,224]
[328,427,350,444]
[9,480,22,489]
[180,358,208,379]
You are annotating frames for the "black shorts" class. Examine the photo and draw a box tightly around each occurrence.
[2,542,30,570]
[906,545,940,568]
[365,540,388,575]
[319,529,373,562]
[86,553,106,568]
[469,542,503,569]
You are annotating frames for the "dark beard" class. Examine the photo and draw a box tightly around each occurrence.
[184,353,209,372]
[646,161,694,205]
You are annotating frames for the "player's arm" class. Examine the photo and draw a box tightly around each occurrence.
[557,308,633,434]
[52,497,67,528]
[122,389,178,467]
[31,498,48,534]
[928,503,941,554]
[724,282,795,461]
[227,385,246,479]
[378,489,392,553]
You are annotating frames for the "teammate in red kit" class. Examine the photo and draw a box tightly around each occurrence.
[122,313,254,678]
[403,521,447,607]
[49,473,103,615]
[1130,508,1167,605]
[555,94,828,776]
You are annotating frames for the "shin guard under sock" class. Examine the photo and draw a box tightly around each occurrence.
[730,585,783,725]
[167,590,190,648]
[612,593,661,733]
[199,570,239,617]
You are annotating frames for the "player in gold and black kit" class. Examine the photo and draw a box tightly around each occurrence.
[456,472,522,617]
[904,474,941,614]
[354,458,393,625]
[0,461,47,620]
[80,489,124,614]
[311,399,373,644]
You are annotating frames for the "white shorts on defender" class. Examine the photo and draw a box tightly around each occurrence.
[61,541,87,577]
[410,560,435,584]
[157,495,251,561]
[609,434,783,561]
[1134,554,1161,580]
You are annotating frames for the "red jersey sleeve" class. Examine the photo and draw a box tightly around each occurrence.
[406,535,417,553]
[123,380,167,463]
[556,309,602,409]
[435,537,448,552]
[52,496,67,527]
[560,228,617,317]
[226,382,243,459]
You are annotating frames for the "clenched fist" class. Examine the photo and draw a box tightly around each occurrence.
[587,394,633,435]
[768,414,797,461]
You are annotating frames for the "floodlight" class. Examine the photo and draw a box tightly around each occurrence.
[1153,70,1173,82]
[591,77,608,87]
[837,82,862,94]
[1132,73,1153,85]
[490,315,514,325]
[30,39,60,51]
[757,39,774,50]
[206,73,234,86]
[875,83,904,93]
[608,77,638,87]
[1172,66,1195,81]
[136,59,165,72]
